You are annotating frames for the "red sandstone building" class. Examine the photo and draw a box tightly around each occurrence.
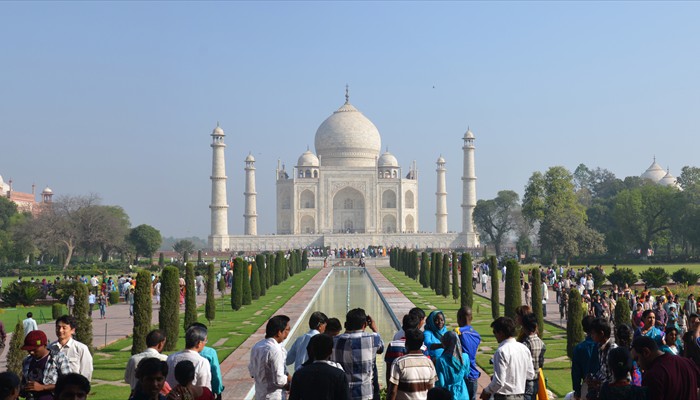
[0,175,54,215]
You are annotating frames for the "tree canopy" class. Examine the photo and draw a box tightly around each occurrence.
[473,190,520,257]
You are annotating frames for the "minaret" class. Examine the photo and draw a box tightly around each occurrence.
[244,153,258,235]
[435,155,448,233]
[461,128,477,244]
[209,124,229,251]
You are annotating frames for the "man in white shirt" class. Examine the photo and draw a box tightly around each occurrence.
[480,317,535,400]
[286,311,328,371]
[49,315,94,381]
[125,329,168,394]
[22,312,38,337]
[249,315,292,400]
[165,325,212,390]
[88,292,96,317]
[154,280,162,304]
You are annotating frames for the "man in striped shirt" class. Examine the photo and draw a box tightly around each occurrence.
[388,329,437,400]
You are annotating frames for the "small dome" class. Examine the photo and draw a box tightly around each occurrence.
[297,150,319,167]
[641,159,666,182]
[314,100,381,167]
[378,151,399,168]
[659,170,678,187]
[463,128,475,140]
[245,153,255,162]
[212,125,224,136]
[42,187,53,194]
[436,155,446,164]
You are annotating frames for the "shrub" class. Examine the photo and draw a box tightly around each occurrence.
[184,264,197,330]
[491,256,500,320]
[6,321,24,375]
[671,268,700,286]
[159,266,180,351]
[531,267,543,337]
[1,281,45,306]
[48,281,79,303]
[607,268,638,288]
[108,291,120,305]
[205,264,216,323]
[250,260,261,300]
[461,253,473,308]
[231,258,244,311]
[133,269,153,355]
[73,283,93,352]
[639,267,670,288]
[52,303,65,319]
[567,288,584,359]
[614,298,631,328]
[504,259,522,319]
[255,254,267,297]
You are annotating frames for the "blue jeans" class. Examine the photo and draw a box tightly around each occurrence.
[524,378,538,400]
[466,377,478,400]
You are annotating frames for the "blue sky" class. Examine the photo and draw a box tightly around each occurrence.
[2,2,699,239]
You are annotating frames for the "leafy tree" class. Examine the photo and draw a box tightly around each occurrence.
[677,166,700,190]
[128,224,162,261]
[0,196,18,230]
[173,239,196,262]
[531,267,544,337]
[504,259,521,319]
[5,321,24,375]
[419,252,429,288]
[614,299,631,328]
[80,205,131,262]
[133,269,153,354]
[184,264,197,329]
[159,266,180,351]
[671,268,700,286]
[231,258,244,310]
[473,190,520,257]
[441,253,450,297]
[461,253,473,308]
[567,288,584,359]
[250,260,261,300]
[639,267,670,288]
[491,256,499,319]
[434,253,443,296]
[256,254,267,296]
[205,264,216,323]
[451,252,459,302]
[73,283,93,352]
[607,268,638,288]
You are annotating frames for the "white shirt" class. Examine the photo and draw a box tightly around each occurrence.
[49,338,93,380]
[88,294,96,304]
[248,337,288,400]
[485,338,535,396]
[125,348,168,389]
[286,329,319,371]
[542,283,549,300]
[166,349,212,390]
[22,318,38,337]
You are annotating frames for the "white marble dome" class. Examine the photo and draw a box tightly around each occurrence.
[212,125,224,136]
[659,171,678,187]
[378,151,399,167]
[437,155,446,164]
[314,101,381,167]
[297,150,319,167]
[42,186,53,194]
[245,153,255,162]
[641,159,666,182]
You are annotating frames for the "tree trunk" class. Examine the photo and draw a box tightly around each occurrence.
[63,245,74,270]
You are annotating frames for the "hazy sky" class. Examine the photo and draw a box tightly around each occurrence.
[2,2,699,239]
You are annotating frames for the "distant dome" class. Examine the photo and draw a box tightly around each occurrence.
[314,100,381,168]
[463,128,475,140]
[436,155,446,164]
[297,150,319,167]
[245,153,255,162]
[42,187,53,194]
[641,159,666,182]
[659,171,678,187]
[212,125,224,136]
[378,151,399,168]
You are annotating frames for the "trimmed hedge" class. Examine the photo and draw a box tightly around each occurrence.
[159,266,180,351]
[132,269,153,355]
[184,264,197,329]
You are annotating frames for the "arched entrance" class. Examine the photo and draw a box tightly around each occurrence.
[333,187,365,233]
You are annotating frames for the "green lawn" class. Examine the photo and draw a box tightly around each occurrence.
[89,269,318,399]
[0,304,56,328]
[380,267,572,398]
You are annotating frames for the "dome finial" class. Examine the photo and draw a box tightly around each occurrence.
[345,84,349,104]
[653,155,656,163]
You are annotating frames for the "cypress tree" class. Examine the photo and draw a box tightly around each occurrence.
[250,260,261,300]
[442,253,450,297]
[183,251,189,264]
[184,264,197,330]
[504,259,522,319]
[430,253,437,289]
[288,252,296,277]
[419,252,429,288]
[434,253,443,296]
[275,251,286,284]
[255,254,267,296]
[296,250,303,274]
[567,288,585,359]
[531,267,544,337]
[6,321,24,375]
[267,253,275,287]
[614,298,631,328]
[133,269,153,354]
[461,253,473,308]
[205,264,216,323]
[390,248,397,268]
[302,249,309,271]
[412,251,419,281]
[197,250,203,265]
[242,260,252,306]
[159,266,180,351]
[231,258,244,310]
[73,283,93,352]
[158,252,165,267]
[452,252,459,302]
[490,256,500,320]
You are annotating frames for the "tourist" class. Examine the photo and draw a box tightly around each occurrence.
[587,318,617,399]
[614,323,641,387]
[166,325,212,390]
[632,335,700,400]
[520,313,545,400]
[154,279,162,304]
[67,294,75,316]
[683,313,700,367]
[98,291,108,319]
[456,306,481,400]
[423,310,447,362]
[88,291,96,317]
[128,288,136,317]
[387,329,437,400]
[542,280,549,317]
[514,305,532,341]
[597,347,646,400]
[325,317,342,337]
[286,311,328,371]
[653,301,667,329]
[49,315,93,380]
[385,313,423,386]
[331,308,384,400]
[571,316,599,400]
[523,279,531,306]
[0,371,20,400]
[167,360,214,400]
[661,326,683,355]
[632,303,644,328]
[54,373,91,400]
[480,317,534,400]
[393,307,426,340]
[188,323,224,400]
[130,357,168,400]
[633,310,665,347]
[684,294,697,318]
[248,315,291,400]
[481,270,488,293]
[126,330,169,395]
[435,331,469,400]
[21,330,71,399]
[289,334,350,400]
[23,312,38,337]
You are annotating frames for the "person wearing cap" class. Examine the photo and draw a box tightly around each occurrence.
[20,330,71,399]
[48,315,93,381]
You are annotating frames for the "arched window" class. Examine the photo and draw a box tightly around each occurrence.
[382,190,396,209]
[405,191,415,209]
[405,215,415,233]
[300,190,315,209]
[313,170,318,178]
[305,170,311,178]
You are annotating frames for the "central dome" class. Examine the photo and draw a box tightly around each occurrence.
[314,101,381,167]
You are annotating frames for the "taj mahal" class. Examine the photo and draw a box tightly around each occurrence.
[208,90,480,252]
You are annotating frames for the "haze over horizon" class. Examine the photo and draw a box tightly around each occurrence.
[2,2,698,240]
